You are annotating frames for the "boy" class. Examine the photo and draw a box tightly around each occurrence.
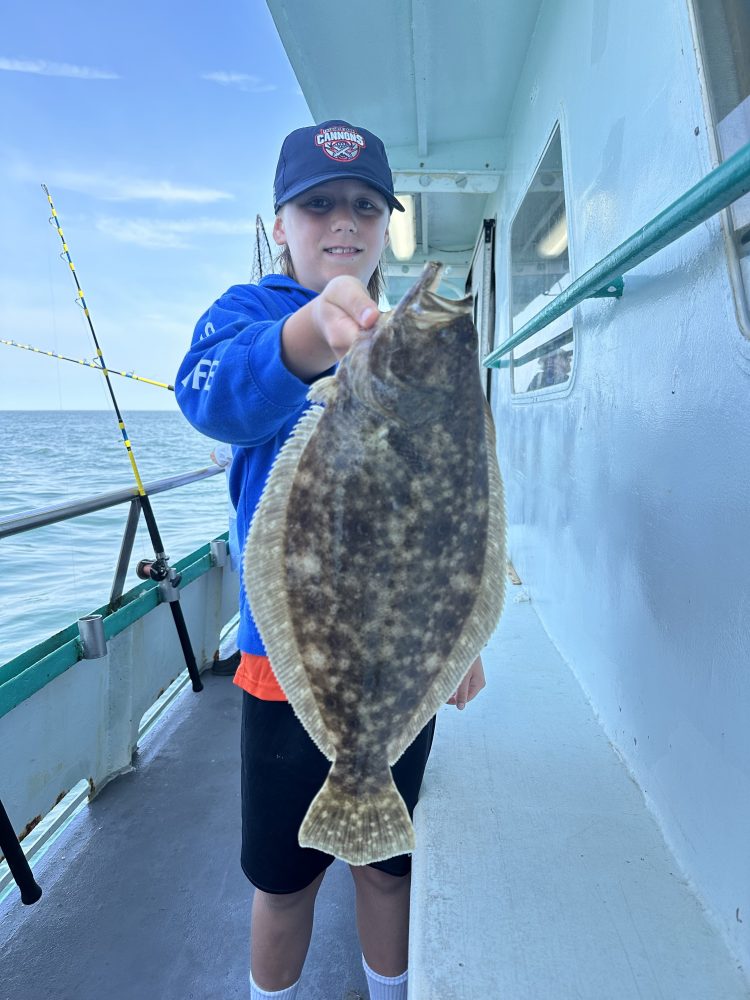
[176,121,485,999]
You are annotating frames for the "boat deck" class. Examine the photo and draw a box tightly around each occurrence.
[2,589,749,1000]
[410,590,750,999]
[0,671,367,1000]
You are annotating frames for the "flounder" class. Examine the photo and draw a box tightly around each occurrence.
[244,261,506,865]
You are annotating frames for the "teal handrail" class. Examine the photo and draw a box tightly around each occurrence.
[483,139,750,367]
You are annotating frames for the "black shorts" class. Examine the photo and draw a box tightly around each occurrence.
[240,692,436,894]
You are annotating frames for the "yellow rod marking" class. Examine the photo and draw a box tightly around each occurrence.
[1,338,173,390]
[43,183,149,497]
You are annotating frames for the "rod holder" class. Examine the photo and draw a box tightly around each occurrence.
[78,615,107,659]
[159,578,181,603]
[210,539,227,567]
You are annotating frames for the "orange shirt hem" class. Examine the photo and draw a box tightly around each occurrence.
[233,651,287,702]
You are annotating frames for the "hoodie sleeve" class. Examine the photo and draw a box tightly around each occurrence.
[175,284,314,447]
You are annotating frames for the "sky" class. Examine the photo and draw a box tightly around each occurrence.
[0,0,312,410]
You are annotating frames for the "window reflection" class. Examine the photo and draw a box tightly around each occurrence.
[524,342,573,391]
[510,125,574,393]
[691,0,750,333]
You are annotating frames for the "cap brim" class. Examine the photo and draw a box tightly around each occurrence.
[275,172,405,212]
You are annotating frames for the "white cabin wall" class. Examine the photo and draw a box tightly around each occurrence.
[485,0,750,969]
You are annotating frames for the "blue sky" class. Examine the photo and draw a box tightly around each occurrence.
[0,0,311,410]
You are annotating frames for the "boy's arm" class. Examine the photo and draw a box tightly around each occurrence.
[175,286,312,447]
[176,277,380,446]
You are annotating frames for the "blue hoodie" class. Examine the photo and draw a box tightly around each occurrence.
[175,274,331,655]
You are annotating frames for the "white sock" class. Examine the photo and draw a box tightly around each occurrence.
[362,955,408,1000]
[249,972,300,999]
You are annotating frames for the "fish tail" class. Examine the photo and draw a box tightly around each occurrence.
[298,765,416,866]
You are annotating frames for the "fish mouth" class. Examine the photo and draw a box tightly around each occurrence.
[392,261,473,325]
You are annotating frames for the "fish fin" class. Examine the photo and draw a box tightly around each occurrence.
[307,375,338,405]
[387,406,507,764]
[244,404,335,760]
[298,763,416,866]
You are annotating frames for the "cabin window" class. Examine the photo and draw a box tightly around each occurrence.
[690,0,750,335]
[509,125,573,393]
[466,219,496,402]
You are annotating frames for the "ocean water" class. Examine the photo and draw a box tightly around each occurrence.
[0,410,231,665]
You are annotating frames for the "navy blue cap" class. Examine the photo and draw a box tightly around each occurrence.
[273,120,405,213]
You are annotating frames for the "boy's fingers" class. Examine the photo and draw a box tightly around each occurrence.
[449,657,486,710]
[325,313,365,357]
[320,303,379,357]
[359,305,379,327]
[454,678,468,711]
[324,276,379,328]
[466,668,487,705]
[336,293,378,328]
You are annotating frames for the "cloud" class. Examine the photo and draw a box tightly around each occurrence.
[201,71,276,93]
[96,216,256,249]
[43,170,233,204]
[0,57,119,79]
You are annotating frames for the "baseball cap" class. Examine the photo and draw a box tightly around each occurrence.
[273,120,405,213]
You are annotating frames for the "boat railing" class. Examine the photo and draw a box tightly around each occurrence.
[0,466,238,903]
[0,465,224,609]
[483,139,750,367]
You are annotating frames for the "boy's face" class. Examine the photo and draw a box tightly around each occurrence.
[273,178,390,293]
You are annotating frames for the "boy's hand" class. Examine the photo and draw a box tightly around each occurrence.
[281,275,379,380]
[447,655,486,710]
[312,275,380,359]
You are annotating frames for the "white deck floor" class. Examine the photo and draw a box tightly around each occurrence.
[0,670,368,1000]
[409,586,750,1000]
[4,585,749,999]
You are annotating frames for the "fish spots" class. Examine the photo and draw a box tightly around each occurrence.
[246,262,506,864]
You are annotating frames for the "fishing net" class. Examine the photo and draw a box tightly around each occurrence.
[250,214,275,284]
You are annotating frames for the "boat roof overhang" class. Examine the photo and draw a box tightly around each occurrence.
[266,0,544,300]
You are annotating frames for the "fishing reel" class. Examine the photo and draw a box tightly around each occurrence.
[136,558,182,589]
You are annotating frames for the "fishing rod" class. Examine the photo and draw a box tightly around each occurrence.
[0,187,203,907]
[41,184,202,691]
[0,797,42,905]
[1,338,174,391]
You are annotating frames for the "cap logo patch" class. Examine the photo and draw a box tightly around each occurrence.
[315,125,366,162]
